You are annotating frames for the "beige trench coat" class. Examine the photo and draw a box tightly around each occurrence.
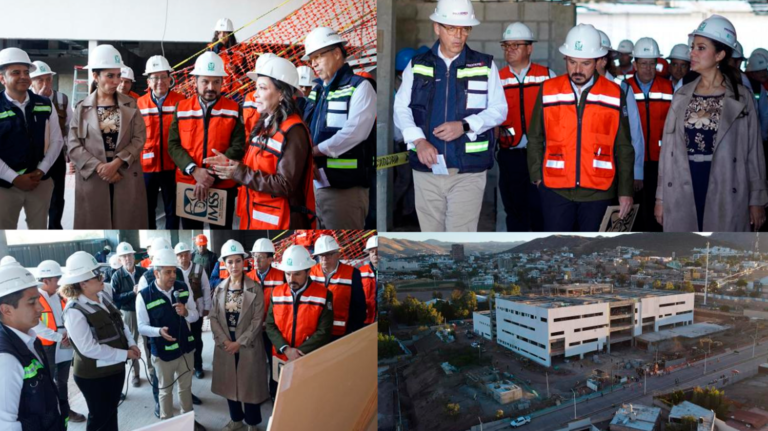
[656,76,768,231]
[209,275,269,405]
[67,91,148,228]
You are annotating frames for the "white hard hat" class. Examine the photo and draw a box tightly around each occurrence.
[297,65,317,87]
[0,256,21,267]
[29,61,56,78]
[733,42,744,59]
[148,238,173,257]
[754,48,768,60]
[85,44,125,70]
[144,55,173,76]
[365,236,378,251]
[746,52,768,72]
[559,24,607,59]
[58,251,106,286]
[252,238,276,254]
[313,235,340,256]
[633,37,661,59]
[689,15,738,51]
[302,27,348,61]
[246,54,301,91]
[174,242,192,255]
[597,30,612,51]
[120,67,136,82]
[0,266,43,299]
[190,51,228,77]
[616,40,634,55]
[109,255,121,270]
[115,242,136,257]
[0,48,37,72]
[277,245,316,272]
[36,260,63,279]
[152,249,178,268]
[214,18,234,32]
[667,44,691,62]
[220,239,248,261]
[429,0,480,27]
[501,22,536,43]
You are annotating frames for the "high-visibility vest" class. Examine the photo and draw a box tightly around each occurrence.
[0,90,53,189]
[140,258,151,269]
[128,91,141,99]
[175,96,240,189]
[235,114,317,229]
[38,295,67,346]
[541,74,623,191]
[270,281,328,361]
[614,66,636,85]
[359,263,377,325]
[243,91,260,139]
[499,63,551,149]
[246,266,285,319]
[138,91,186,172]
[626,77,673,162]
[310,263,354,337]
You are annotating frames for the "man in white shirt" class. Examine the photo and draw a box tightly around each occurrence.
[174,242,211,379]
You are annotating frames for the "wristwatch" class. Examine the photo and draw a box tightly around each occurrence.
[187,165,197,175]
[461,120,470,133]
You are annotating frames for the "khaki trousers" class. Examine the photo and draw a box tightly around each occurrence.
[121,310,140,377]
[152,351,195,419]
[413,169,486,232]
[0,178,54,229]
[314,186,369,229]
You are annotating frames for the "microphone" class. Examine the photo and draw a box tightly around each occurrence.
[173,290,181,304]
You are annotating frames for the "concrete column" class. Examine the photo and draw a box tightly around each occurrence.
[87,40,98,89]
[377,0,396,231]
[0,230,8,258]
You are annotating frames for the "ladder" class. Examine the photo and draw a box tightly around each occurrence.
[70,66,90,109]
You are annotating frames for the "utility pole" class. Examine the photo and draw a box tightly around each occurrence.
[478,417,483,431]
[754,322,759,359]
[704,242,710,305]
[571,389,577,419]
[546,372,550,398]
[644,369,647,395]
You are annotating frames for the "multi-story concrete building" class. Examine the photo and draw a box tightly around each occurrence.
[495,288,695,367]
[452,244,465,262]
[473,311,493,340]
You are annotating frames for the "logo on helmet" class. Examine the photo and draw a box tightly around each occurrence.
[114,55,120,63]
[287,258,293,266]
[575,41,583,51]
[208,62,215,71]
[231,245,237,251]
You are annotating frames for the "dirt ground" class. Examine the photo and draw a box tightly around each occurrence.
[722,374,768,411]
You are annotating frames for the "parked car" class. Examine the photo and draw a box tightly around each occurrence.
[510,416,531,428]
[471,342,479,348]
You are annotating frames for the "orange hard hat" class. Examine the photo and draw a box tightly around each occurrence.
[195,234,208,246]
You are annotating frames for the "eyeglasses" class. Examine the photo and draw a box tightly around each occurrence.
[439,23,472,36]
[147,75,170,82]
[501,42,531,51]
[635,61,658,70]
[309,47,337,63]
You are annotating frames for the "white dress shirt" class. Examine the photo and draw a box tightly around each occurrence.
[0,326,46,431]
[606,71,645,180]
[32,289,74,364]
[315,78,377,159]
[502,62,557,149]
[179,262,212,314]
[136,280,199,338]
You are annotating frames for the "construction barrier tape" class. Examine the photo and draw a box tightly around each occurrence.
[376,152,408,170]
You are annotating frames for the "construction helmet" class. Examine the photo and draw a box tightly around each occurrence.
[395,48,416,73]
[616,40,634,55]
[115,242,136,257]
[667,44,691,62]
[58,251,105,286]
[174,242,192,255]
[144,55,173,76]
[195,234,208,246]
[214,18,235,32]
[733,41,744,59]
[501,22,536,43]
[152,249,178,268]
[220,239,248,261]
[109,255,121,270]
[559,24,607,59]
[429,0,480,26]
[246,54,301,91]
[365,236,378,251]
[0,266,42,299]
[302,27,348,61]
[746,52,768,72]
[121,67,136,82]
[277,245,315,272]
[754,48,768,60]
[85,44,125,70]
[633,37,661,59]
[313,235,340,256]
[190,51,228,77]
[297,65,317,87]
[0,47,37,72]
[689,15,738,51]
[36,260,63,279]
[597,30,613,51]
[252,238,276,254]
[148,238,173,257]
[30,61,56,78]
[0,256,21,267]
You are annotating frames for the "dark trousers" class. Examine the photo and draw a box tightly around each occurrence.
[47,152,66,229]
[634,160,661,232]
[73,370,125,431]
[180,186,237,229]
[42,344,71,415]
[497,148,543,231]
[263,331,277,398]
[539,185,611,231]
[190,316,204,371]
[144,170,179,229]
[227,330,263,425]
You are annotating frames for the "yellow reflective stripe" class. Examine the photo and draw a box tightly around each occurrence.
[457,67,490,79]
[327,158,358,169]
[23,359,43,379]
[165,343,179,351]
[188,336,195,342]
[308,91,317,101]
[327,87,356,100]
[146,299,166,310]
[32,105,52,113]
[466,141,489,153]
[412,65,434,77]
[178,291,189,298]
[0,110,17,119]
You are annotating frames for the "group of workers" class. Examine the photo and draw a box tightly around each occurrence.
[0,233,379,431]
[0,18,376,230]
[392,0,768,233]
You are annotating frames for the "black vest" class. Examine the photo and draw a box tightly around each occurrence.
[139,282,195,361]
[0,90,54,188]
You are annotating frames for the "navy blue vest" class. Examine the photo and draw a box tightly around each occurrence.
[408,42,496,173]
[304,63,374,189]
[139,282,195,361]
[0,90,54,188]
[0,324,65,431]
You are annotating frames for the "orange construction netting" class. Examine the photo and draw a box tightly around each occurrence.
[273,230,376,268]
[171,0,377,102]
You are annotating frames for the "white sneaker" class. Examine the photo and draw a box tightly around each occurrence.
[222,420,245,431]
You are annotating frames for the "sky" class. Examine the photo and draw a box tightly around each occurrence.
[381,232,713,243]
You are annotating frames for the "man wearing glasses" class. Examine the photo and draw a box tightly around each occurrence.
[394,0,506,232]
[137,55,186,229]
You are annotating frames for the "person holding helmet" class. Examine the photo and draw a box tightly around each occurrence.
[209,240,268,431]
[206,54,317,229]
[0,266,68,431]
[175,241,211,379]
[497,22,555,232]
[668,44,692,92]
[527,24,634,231]
[615,40,636,82]
[655,15,767,232]
[167,51,245,229]
[624,37,673,232]
[302,26,377,229]
[118,67,140,99]
[192,234,219,277]
[394,0,507,232]
[69,44,148,229]
[359,236,378,325]
[138,55,186,229]
[0,48,63,229]
[59,251,139,431]
[309,235,366,340]
[32,260,86,424]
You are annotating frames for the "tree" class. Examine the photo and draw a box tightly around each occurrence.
[496,410,505,419]
[432,290,443,299]
[682,281,695,293]
[381,284,399,307]
[378,333,401,359]
[719,305,731,313]
[665,282,676,290]
[653,280,663,290]
[617,273,628,285]
[445,403,460,417]
[506,283,521,296]
[734,288,747,297]
[636,279,645,288]
[736,279,748,288]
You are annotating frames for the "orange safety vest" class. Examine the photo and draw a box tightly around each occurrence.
[626,77,673,162]
[140,258,151,269]
[236,114,317,229]
[246,266,285,319]
[309,263,353,337]
[270,281,328,361]
[38,295,67,346]
[763,81,768,92]
[243,91,261,139]
[541,74,622,191]
[614,66,636,84]
[499,63,551,149]
[128,91,141,99]
[359,263,377,325]
[175,96,240,189]
[138,91,186,172]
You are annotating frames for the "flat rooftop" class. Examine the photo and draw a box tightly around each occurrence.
[499,288,689,309]
[636,323,727,343]
[609,404,661,431]
[669,401,715,431]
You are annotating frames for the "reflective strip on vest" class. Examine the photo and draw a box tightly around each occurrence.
[465,141,489,153]
[211,108,239,117]
[243,101,258,108]
[140,106,176,115]
[500,75,549,86]
[542,93,576,104]
[457,66,490,79]
[308,91,317,101]
[327,159,357,169]
[333,320,346,327]
[585,93,621,107]
[252,209,280,226]
[0,110,17,119]
[329,277,353,285]
[263,280,283,286]
[178,291,189,298]
[327,87,356,100]
[412,65,434,77]
[272,295,293,303]
[146,299,166,310]
[165,343,179,351]
[266,138,283,153]
[634,92,673,101]
[593,160,613,169]
[188,336,194,342]
[299,295,327,305]
[546,160,565,169]
[32,105,52,113]
[177,110,203,118]
[360,272,375,277]
[23,359,43,379]
[309,275,325,283]
[507,127,516,136]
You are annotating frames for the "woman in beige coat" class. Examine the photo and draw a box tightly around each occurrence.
[655,15,767,232]
[209,239,269,431]
[67,44,148,229]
